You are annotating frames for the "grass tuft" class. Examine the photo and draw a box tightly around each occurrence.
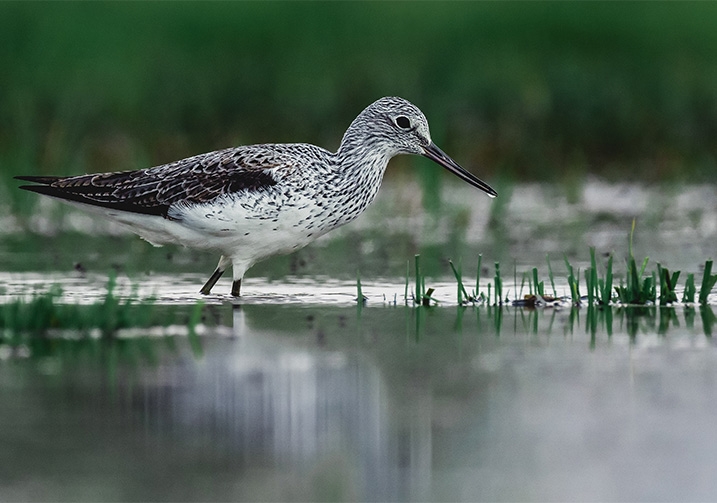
[0,273,196,341]
[433,223,715,309]
[616,222,656,305]
[657,264,680,305]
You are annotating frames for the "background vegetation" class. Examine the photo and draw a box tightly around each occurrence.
[2,1,717,199]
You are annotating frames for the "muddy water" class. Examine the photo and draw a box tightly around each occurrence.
[3,181,717,500]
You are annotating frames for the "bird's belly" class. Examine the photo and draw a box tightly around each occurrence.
[168,196,335,255]
[89,189,356,270]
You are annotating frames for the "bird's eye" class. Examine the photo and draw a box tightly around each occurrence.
[395,116,411,129]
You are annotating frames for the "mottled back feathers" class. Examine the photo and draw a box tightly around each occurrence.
[16,146,296,217]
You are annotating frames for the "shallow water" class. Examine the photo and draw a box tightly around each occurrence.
[3,303,717,501]
[3,181,717,500]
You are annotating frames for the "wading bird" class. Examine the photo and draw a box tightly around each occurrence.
[17,97,496,296]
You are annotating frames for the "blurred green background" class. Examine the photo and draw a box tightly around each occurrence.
[2,1,717,195]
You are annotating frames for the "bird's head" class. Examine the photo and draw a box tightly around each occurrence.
[346,97,497,198]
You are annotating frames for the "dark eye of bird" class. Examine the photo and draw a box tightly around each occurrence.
[395,116,411,129]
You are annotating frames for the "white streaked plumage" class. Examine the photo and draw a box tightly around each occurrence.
[17,96,497,296]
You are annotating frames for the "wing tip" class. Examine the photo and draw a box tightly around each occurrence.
[16,184,62,198]
[18,182,170,218]
[18,184,46,193]
[14,175,60,184]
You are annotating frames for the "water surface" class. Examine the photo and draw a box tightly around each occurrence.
[2,302,717,501]
[3,181,717,501]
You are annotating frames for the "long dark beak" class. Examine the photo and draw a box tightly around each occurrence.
[422,142,497,198]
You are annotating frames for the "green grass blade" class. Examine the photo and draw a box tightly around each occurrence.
[475,254,483,300]
[564,254,580,304]
[639,256,650,278]
[405,260,410,305]
[356,269,365,305]
[414,255,422,304]
[588,247,599,303]
[629,218,636,257]
[602,254,613,304]
[683,273,696,303]
[532,267,544,297]
[585,268,594,305]
[494,262,502,305]
[699,260,717,304]
[449,259,469,304]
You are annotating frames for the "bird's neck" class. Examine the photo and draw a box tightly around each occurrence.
[318,124,394,228]
[335,119,395,176]
[335,129,393,192]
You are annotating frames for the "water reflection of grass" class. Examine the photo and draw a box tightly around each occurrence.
[240,303,717,350]
[409,303,717,342]
[3,298,715,366]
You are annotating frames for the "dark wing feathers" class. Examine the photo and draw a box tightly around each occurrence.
[15,175,60,184]
[16,147,283,218]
